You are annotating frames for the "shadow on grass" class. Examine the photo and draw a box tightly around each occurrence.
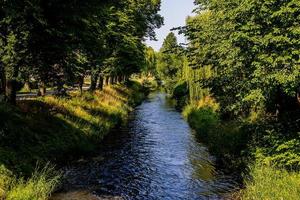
[0,98,120,177]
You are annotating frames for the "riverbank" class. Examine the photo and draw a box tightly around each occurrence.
[0,81,147,200]
[182,98,300,199]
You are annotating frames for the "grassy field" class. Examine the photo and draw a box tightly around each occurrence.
[0,81,146,200]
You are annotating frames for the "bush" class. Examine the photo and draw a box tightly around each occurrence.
[186,106,219,137]
[183,96,220,137]
[241,163,300,200]
[172,81,188,99]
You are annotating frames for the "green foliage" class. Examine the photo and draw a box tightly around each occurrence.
[251,123,300,169]
[172,81,188,99]
[241,164,300,200]
[172,81,189,109]
[156,32,185,93]
[185,0,300,117]
[0,0,163,101]
[0,165,13,198]
[143,47,157,76]
[183,105,219,137]
[183,100,250,169]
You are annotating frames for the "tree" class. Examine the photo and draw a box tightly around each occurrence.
[0,0,163,103]
[143,47,157,77]
[184,0,300,117]
[156,32,184,93]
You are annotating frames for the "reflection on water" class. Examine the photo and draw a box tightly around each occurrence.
[54,92,237,200]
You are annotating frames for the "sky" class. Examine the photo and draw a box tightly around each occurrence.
[146,0,195,51]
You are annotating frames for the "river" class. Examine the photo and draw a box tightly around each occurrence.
[52,92,236,200]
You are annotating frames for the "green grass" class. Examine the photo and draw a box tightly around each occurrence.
[241,164,300,200]
[1,164,60,200]
[0,81,146,199]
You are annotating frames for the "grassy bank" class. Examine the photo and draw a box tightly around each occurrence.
[240,164,300,200]
[0,81,146,199]
[182,97,300,199]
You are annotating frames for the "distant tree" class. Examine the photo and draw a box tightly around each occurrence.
[156,32,184,93]
[143,47,157,77]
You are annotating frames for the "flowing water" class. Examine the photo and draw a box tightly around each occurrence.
[53,92,237,200]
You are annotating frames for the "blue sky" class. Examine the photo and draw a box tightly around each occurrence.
[146,0,195,51]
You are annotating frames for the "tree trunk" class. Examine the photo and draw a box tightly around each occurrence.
[24,81,31,92]
[118,76,122,83]
[56,79,66,96]
[89,71,99,91]
[297,86,300,106]
[97,75,104,90]
[37,81,46,96]
[78,76,84,95]
[5,79,17,105]
[109,76,114,85]
[105,76,109,86]
[0,66,6,96]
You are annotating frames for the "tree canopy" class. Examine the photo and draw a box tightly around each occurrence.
[0,0,163,103]
[184,0,300,117]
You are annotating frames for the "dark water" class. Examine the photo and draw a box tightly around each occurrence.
[58,92,236,199]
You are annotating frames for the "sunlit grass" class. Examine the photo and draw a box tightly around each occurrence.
[1,165,60,200]
[241,164,300,200]
[41,85,136,141]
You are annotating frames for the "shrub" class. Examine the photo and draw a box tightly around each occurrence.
[196,96,219,112]
[172,81,188,99]
[183,96,220,136]
[186,106,219,136]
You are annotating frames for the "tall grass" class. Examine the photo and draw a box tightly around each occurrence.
[241,164,300,200]
[1,165,60,200]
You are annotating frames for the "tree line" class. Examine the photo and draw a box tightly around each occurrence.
[0,0,163,104]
